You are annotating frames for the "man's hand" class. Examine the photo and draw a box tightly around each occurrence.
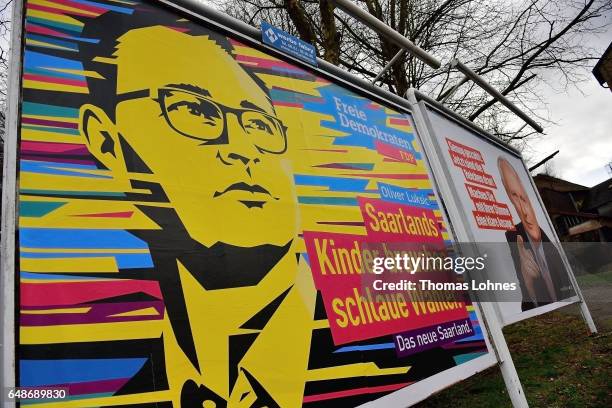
[517,235,541,299]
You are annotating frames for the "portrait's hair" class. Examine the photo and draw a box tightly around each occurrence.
[497,156,519,191]
[77,2,271,118]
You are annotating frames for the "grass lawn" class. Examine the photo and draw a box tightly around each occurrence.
[576,269,612,287]
[416,311,611,407]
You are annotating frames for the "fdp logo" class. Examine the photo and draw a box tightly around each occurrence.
[265,27,278,43]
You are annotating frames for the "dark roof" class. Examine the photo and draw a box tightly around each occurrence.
[583,177,612,211]
[593,41,612,86]
[533,174,589,193]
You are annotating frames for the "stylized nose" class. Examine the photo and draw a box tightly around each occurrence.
[216,114,261,173]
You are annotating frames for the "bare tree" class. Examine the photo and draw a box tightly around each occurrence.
[0,0,11,184]
[210,0,611,147]
[0,0,11,144]
[0,0,609,148]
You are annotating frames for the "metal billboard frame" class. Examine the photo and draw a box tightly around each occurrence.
[0,1,499,407]
[406,87,597,407]
[407,88,595,331]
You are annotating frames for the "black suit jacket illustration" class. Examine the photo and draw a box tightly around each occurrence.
[505,223,572,311]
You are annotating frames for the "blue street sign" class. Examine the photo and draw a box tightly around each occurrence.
[261,22,317,67]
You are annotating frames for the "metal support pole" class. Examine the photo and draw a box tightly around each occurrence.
[438,75,469,103]
[528,150,559,172]
[450,59,543,133]
[511,123,528,139]
[477,302,531,408]
[372,49,405,83]
[334,0,441,69]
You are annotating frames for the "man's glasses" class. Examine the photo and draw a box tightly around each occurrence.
[116,87,287,154]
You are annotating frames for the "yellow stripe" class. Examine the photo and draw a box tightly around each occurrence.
[307,363,410,381]
[21,278,117,284]
[47,68,105,79]
[21,256,118,273]
[312,319,329,329]
[20,320,163,344]
[21,247,150,254]
[27,9,84,27]
[23,79,88,94]
[26,39,75,52]
[93,56,117,65]
[22,114,79,124]
[109,307,159,317]
[23,390,172,408]
[29,0,99,17]
[22,307,91,314]
[20,128,83,144]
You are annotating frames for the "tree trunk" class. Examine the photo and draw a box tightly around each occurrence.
[319,0,340,64]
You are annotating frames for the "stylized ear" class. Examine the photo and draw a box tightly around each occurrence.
[79,104,126,173]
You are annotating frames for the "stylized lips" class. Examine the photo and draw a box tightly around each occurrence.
[214,182,279,209]
[213,182,273,198]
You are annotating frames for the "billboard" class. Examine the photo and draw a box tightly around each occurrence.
[416,102,578,325]
[9,0,495,406]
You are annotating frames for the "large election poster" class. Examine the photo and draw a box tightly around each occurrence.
[419,104,576,325]
[13,0,491,406]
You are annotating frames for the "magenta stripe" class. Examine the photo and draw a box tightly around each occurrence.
[21,140,88,154]
[47,378,130,395]
[70,377,130,395]
[21,155,96,165]
[23,73,87,88]
[20,300,165,326]
[22,118,79,129]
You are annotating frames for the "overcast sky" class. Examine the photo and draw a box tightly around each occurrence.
[499,1,612,188]
[512,25,612,188]
[529,77,611,188]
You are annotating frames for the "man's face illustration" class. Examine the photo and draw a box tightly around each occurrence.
[83,27,297,248]
[499,158,541,242]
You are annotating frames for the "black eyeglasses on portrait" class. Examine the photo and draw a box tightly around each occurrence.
[116,87,288,154]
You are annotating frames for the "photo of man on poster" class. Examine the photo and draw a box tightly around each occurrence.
[498,157,572,311]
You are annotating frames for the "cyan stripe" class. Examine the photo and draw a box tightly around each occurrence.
[20,201,66,217]
[27,34,78,51]
[21,124,80,135]
[22,102,79,118]
[20,189,125,197]
[69,0,134,14]
[26,16,83,35]
[334,343,395,353]
[20,228,149,249]
[20,358,146,386]
[298,196,358,206]
[452,352,487,365]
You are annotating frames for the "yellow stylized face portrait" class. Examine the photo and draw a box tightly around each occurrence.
[81,26,298,248]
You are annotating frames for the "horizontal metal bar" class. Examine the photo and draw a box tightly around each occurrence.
[438,74,469,102]
[511,122,528,139]
[372,49,405,83]
[529,150,559,172]
[451,59,543,133]
[334,0,441,69]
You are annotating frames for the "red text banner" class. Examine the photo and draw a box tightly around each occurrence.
[358,197,444,245]
[446,138,514,231]
[303,231,468,345]
[375,140,417,165]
